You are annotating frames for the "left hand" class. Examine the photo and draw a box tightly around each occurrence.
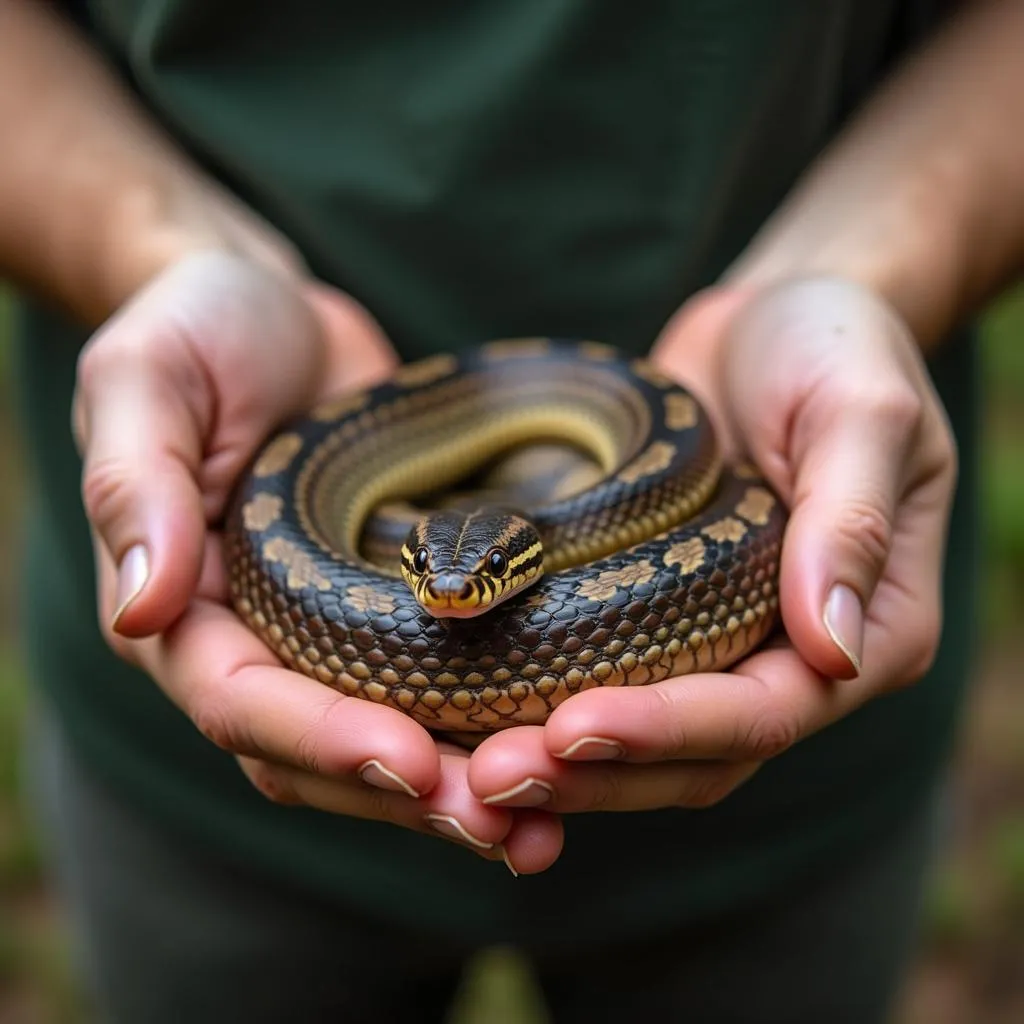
[467,277,957,814]
[74,252,563,872]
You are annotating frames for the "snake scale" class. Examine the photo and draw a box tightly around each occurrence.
[225,339,786,733]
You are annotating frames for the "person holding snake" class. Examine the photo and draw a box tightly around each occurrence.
[1,1,1021,1021]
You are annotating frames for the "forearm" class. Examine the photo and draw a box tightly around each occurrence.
[0,1,298,326]
[729,0,1024,348]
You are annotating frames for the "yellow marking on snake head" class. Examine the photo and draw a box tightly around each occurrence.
[253,433,303,477]
[702,517,748,544]
[618,441,677,484]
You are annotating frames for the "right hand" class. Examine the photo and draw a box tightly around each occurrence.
[73,250,563,873]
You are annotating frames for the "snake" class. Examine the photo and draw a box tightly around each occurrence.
[224,339,786,733]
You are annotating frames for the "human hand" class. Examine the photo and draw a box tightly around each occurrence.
[73,250,561,871]
[468,277,957,814]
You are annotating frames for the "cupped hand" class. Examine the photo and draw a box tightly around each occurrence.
[468,277,957,814]
[73,250,561,872]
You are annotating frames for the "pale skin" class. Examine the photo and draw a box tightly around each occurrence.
[2,1,1023,873]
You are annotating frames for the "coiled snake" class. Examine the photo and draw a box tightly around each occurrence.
[225,339,785,733]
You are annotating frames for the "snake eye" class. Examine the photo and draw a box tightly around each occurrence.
[486,548,509,576]
[412,546,430,574]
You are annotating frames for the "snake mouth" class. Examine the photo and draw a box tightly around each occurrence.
[417,572,542,619]
[419,573,488,618]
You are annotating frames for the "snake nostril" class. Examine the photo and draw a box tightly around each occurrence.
[424,574,473,602]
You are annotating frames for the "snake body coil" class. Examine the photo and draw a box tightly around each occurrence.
[225,340,785,732]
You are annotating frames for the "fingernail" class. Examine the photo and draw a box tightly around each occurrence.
[112,545,149,632]
[555,736,626,761]
[424,814,494,850]
[482,777,554,807]
[823,583,864,674]
[501,846,519,877]
[358,759,421,798]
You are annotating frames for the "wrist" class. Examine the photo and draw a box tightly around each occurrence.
[95,167,305,324]
[723,160,965,351]
[0,2,303,326]
[723,0,1024,351]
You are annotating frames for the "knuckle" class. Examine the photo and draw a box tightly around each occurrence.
[81,456,136,531]
[931,414,959,482]
[71,393,88,453]
[293,697,349,776]
[239,759,301,806]
[293,725,325,776]
[192,694,245,754]
[76,331,144,394]
[650,687,691,756]
[739,708,800,760]
[75,335,111,395]
[832,500,893,580]
[678,769,740,809]
[860,383,923,436]
[365,785,400,826]
[893,608,943,688]
[581,767,625,813]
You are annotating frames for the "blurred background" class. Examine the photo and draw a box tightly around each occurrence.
[0,285,1021,1023]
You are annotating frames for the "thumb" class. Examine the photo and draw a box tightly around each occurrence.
[302,282,400,395]
[775,403,916,681]
[76,343,208,639]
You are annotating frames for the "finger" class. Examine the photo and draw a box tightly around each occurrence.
[499,809,565,875]
[139,597,443,797]
[77,340,208,639]
[849,477,952,688]
[469,725,760,813]
[723,281,930,679]
[241,743,565,874]
[539,645,868,764]
[303,283,400,398]
[237,747,513,856]
[778,408,916,679]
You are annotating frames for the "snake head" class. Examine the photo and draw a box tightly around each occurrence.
[400,508,544,618]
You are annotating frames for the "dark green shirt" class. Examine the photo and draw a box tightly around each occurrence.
[12,0,975,944]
